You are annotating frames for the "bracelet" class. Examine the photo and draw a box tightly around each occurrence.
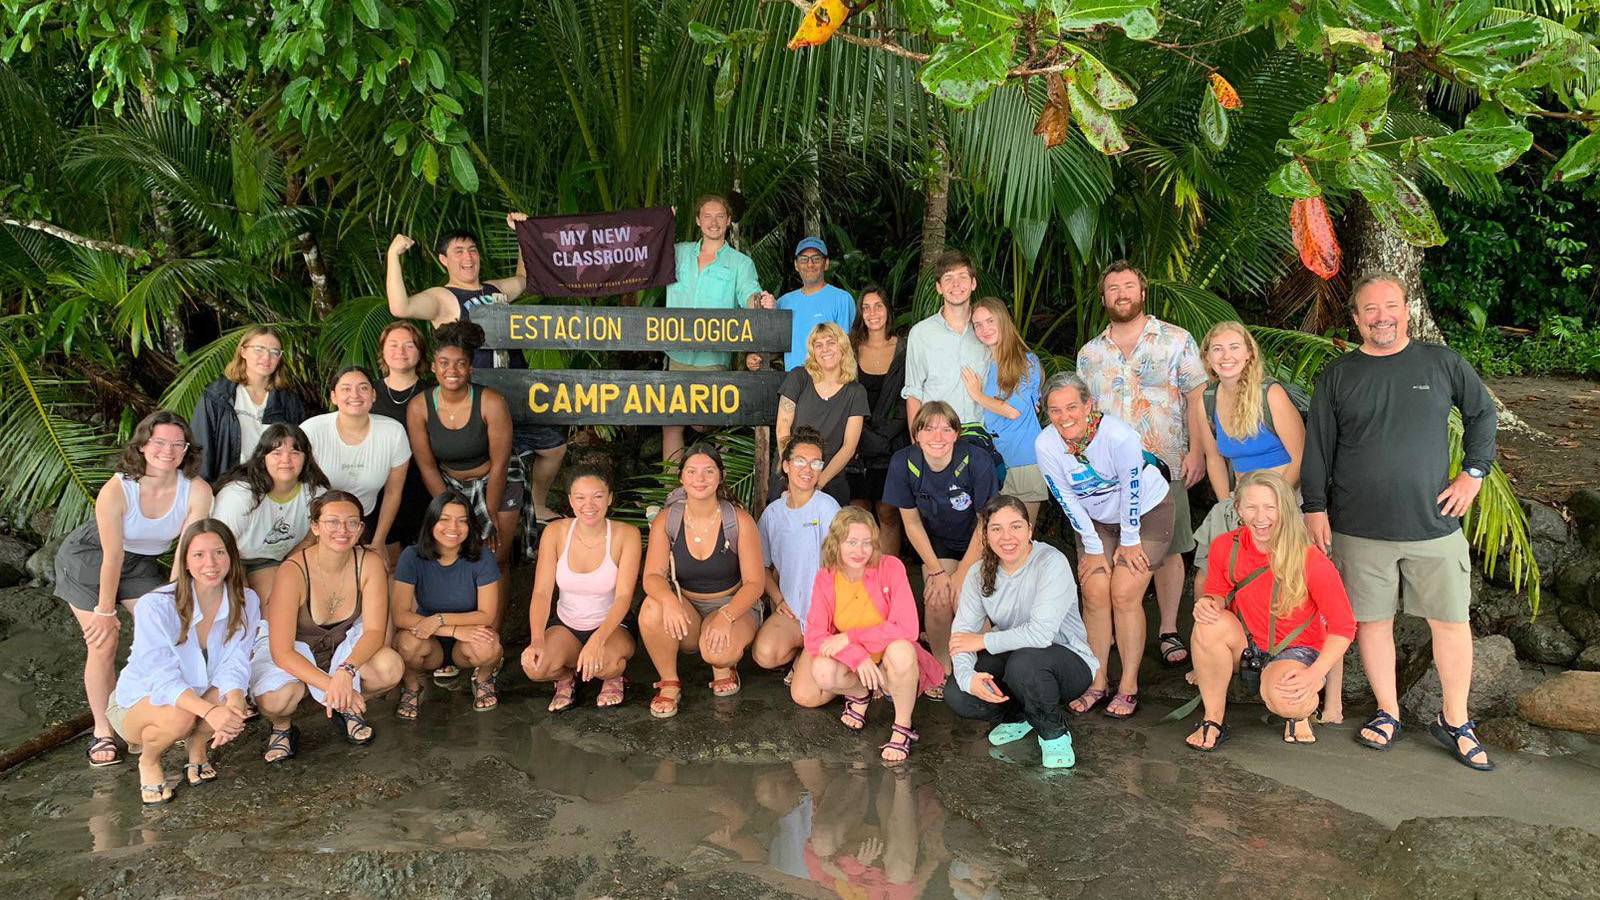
[91,607,118,618]
[337,662,359,678]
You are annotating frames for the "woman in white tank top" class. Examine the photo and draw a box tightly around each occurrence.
[54,411,213,768]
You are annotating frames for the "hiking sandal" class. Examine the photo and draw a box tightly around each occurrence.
[1185,719,1231,752]
[596,676,625,708]
[86,735,123,768]
[1068,687,1110,715]
[547,675,576,712]
[332,711,375,746]
[708,670,741,697]
[183,762,217,785]
[471,674,499,712]
[879,724,919,764]
[1158,632,1190,667]
[1283,717,1316,744]
[840,693,871,731]
[1428,712,1495,772]
[396,686,422,720]
[1104,692,1140,720]
[264,724,299,763]
[650,680,682,719]
[1356,710,1403,751]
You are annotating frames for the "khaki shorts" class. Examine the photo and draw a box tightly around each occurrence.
[107,697,133,743]
[1080,495,1175,566]
[1167,476,1195,556]
[1331,530,1471,623]
[1000,464,1048,503]
[1191,498,1239,574]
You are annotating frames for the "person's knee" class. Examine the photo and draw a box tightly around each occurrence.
[1189,616,1234,653]
[790,681,830,708]
[143,706,198,744]
[638,596,665,630]
[461,638,503,668]
[751,633,795,670]
[363,649,404,691]
[1079,581,1111,611]
[882,640,917,675]
[256,683,304,717]
[700,641,743,668]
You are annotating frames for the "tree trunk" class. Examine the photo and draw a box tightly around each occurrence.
[297,229,335,318]
[802,142,822,237]
[919,123,951,274]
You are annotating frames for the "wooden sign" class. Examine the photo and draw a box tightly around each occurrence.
[472,304,790,352]
[474,368,785,426]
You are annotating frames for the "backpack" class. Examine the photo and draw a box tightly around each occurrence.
[1202,377,1310,441]
[661,487,740,550]
[957,424,1007,484]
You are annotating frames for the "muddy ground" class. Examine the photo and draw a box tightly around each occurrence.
[1489,376,1600,508]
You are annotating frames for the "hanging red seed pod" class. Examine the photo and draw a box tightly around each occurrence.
[1209,72,1242,110]
[1291,196,1341,280]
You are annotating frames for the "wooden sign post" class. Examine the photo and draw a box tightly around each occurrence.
[472,304,792,509]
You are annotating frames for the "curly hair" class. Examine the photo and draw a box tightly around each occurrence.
[977,495,1032,597]
[433,320,486,360]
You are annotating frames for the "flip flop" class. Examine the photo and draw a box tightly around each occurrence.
[183,762,218,785]
[1283,716,1316,744]
[140,782,174,806]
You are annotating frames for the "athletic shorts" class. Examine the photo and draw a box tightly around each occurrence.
[54,520,165,611]
[1078,495,1175,566]
[1167,476,1196,556]
[1331,530,1471,623]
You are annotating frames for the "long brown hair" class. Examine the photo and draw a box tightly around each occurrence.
[820,505,880,572]
[977,495,1032,597]
[117,410,202,479]
[223,326,288,389]
[1201,321,1266,439]
[1234,470,1310,616]
[377,321,429,376]
[171,519,249,646]
[973,297,1032,398]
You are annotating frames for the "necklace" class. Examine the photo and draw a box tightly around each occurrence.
[381,377,417,408]
[573,522,605,549]
[313,549,352,619]
[684,509,716,544]
[435,387,471,426]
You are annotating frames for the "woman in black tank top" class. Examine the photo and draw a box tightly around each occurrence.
[255,492,403,760]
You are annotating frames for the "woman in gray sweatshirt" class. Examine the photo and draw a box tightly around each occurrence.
[945,495,1099,768]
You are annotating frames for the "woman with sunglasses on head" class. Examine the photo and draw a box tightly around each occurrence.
[55,411,214,768]
[210,424,329,606]
[638,442,765,718]
[250,491,403,760]
[108,519,258,803]
[371,321,432,558]
[301,366,412,551]
[752,427,841,684]
[192,326,307,482]
[523,464,642,711]
[391,492,504,718]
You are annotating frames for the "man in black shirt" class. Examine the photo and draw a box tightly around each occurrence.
[1302,273,1497,771]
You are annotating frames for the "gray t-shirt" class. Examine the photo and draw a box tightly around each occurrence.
[758,491,841,622]
[779,368,868,499]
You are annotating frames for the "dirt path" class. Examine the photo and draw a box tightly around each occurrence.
[1490,376,1600,507]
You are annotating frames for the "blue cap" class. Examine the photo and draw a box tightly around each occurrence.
[794,237,828,258]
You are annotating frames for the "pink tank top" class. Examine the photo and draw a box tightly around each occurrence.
[555,520,618,631]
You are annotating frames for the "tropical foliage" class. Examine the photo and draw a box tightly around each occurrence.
[3,0,1592,609]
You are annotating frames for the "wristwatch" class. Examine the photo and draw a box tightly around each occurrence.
[1464,466,1487,479]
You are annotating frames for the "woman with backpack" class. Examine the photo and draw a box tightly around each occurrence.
[638,442,766,718]
[1185,471,1354,750]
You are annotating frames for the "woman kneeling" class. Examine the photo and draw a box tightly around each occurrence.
[391,492,504,719]
[523,465,641,711]
[1185,471,1355,751]
[945,497,1099,768]
[800,507,942,763]
[251,491,403,759]
[109,520,257,803]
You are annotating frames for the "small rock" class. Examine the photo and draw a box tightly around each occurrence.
[1553,555,1599,606]
[26,508,54,538]
[1567,488,1600,551]
[1573,644,1600,673]
[1559,604,1600,645]
[1401,634,1522,723]
[24,534,62,588]
[1523,499,1570,545]
[1474,715,1577,757]
[1468,576,1529,635]
[1365,816,1600,900]
[1508,618,1581,665]
[0,534,35,588]
[1516,670,1600,735]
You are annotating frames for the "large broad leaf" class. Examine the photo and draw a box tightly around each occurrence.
[1550,132,1600,184]
[1267,159,1320,198]
[1066,78,1129,154]
[1290,196,1341,279]
[920,31,1014,109]
[1433,0,1491,47]
[1340,152,1445,247]
[1049,0,1160,41]
[1075,49,1136,111]
[899,0,964,37]
[1290,61,1390,136]
[1436,20,1545,85]
[787,0,850,50]
[448,143,479,192]
[1418,124,1532,174]
[1199,87,1228,151]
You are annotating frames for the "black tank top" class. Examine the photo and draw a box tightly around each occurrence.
[449,286,527,370]
[425,387,490,470]
[670,528,742,595]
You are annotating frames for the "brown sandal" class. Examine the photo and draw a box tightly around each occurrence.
[708,670,741,697]
[472,674,498,712]
[396,686,421,720]
[596,676,625,708]
[547,676,576,713]
[650,679,682,719]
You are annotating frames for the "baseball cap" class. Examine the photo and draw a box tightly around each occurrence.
[793,237,829,258]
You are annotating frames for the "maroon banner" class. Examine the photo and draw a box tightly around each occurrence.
[514,206,677,298]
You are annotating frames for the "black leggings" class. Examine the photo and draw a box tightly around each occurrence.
[944,646,1094,741]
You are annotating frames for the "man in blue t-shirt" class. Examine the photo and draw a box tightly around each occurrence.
[775,238,857,370]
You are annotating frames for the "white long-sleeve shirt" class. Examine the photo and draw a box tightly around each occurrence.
[1035,415,1169,555]
[113,584,261,709]
[950,541,1098,693]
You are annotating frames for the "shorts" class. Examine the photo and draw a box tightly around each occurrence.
[241,557,282,575]
[553,614,628,647]
[690,594,764,626]
[1267,645,1319,668]
[1000,464,1048,503]
[929,534,973,562]
[847,466,889,505]
[513,423,568,454]
[54,520,167,611]
[1331,529,1471,623]
[106,696,133,742]
[250,622,365,705]
[1167,476,1196,556]
[1192,498,1239,573]
[1078,495,1175,565]
[442,470,526,542]
[389,463,432,547]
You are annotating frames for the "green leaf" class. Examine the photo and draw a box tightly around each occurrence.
[714,53,739,110]
[352,0,382,29]
[1549,132,1600,184]
[1075,49,1135,111]
[424,49,446,90]
[433,92,463,115]
[687,22,729,45]
[919,31,1013,109]
[1066,78,1129,154]
[420,0,454,28]
[448,144,478,192]
[1340,152,1445,247]
[1436,20,1544,85]
[1434,0,1491,47]
[1323,26,1383,54]
[899,0,963,37]
[1050,0,1159,40]
[1267,159,1320,198]
[182,94,201,126]
[1199,87,1228,151]
[421,142,439,184]
[1419,124,1532,174]
[382,120,413,144]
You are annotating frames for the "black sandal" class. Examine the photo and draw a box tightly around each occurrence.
[1185,719,1230,752]
[86,735,123,768]
[1158,632,1189,667]
[264,725,298,764]
[1355,710,1403,751]
[333,711,375,746]
[1428,712,1495,772]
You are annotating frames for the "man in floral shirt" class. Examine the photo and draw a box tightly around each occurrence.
[1076,261,1208,684]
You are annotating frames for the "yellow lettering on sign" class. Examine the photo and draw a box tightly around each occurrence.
[509,314,525,341]
[667,384,687,414]
[720,384,739,411]
[645,318,660,342]
[689,383,711,412]
[550,384,572,414]
[574,383,599,412]
[623,384,642,414]
[646,384,666,411]
[528,382,550,413]
[740,320,752,342]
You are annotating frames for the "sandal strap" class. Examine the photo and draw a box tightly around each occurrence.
[890,724,920,741]
[1440,716,1489,759]
[652,679,681,690]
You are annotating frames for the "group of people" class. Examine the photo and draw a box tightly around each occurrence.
[55,199,1503,804]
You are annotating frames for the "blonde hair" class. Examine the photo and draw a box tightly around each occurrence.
[1234,470,1309,616]
[1201,321,1266,440]
[973,297,1032,398]
[804,322,857,384]
[820,506,880,571]
[224,326,288,389]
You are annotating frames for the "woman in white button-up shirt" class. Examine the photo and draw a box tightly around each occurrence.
[109,520,259,805]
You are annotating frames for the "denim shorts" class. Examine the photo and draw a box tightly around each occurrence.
[1267,645,1318,668]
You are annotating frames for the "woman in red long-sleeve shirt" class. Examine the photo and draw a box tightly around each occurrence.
[801,506,943,763]
[1186,470,1356,751]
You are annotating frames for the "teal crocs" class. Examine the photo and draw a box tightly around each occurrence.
[1039,732,1076,769]
[987,721,1035,746]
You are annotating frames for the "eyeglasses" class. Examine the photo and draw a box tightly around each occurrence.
[147,439,190,452]
[787,458,826,470]
[244,344,284,359]
[796,254,826,264]
[318,518,366,533]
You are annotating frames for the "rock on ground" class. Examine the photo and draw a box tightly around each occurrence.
[1474,715,1581,757]
[0,534,35,589]
[1401,634,1522,723]
[1559,604,1600,645]
[23,534,62,588]
[1517,670,1600,735]
[1363,816,1600,900]
[1575,644,1600,672]
[1343,615,1432,703]
[1508,617,1581,665]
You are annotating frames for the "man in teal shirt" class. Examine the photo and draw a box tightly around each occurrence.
[663,194,773,460]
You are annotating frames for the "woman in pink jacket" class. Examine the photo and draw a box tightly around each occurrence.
[801,506,943,763]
